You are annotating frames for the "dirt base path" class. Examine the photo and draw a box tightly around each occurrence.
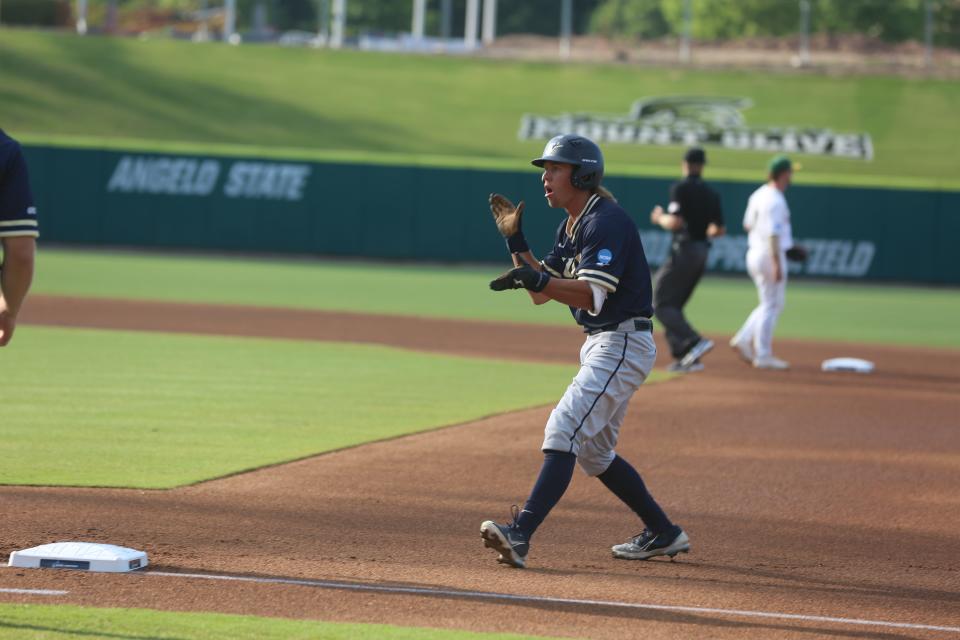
[2,295,959,639]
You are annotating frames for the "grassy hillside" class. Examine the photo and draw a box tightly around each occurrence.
[2,28,958,188]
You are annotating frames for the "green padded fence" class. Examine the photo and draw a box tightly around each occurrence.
[22,145,960,284]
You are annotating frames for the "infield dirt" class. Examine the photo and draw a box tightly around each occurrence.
[2,295,958,639]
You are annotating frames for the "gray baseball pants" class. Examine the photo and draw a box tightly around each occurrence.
[542,320,657,476]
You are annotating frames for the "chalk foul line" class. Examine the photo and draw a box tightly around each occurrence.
[0,588,68,596]
[148,571,960,634]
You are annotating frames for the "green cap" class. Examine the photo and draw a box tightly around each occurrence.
[768,155,792,175]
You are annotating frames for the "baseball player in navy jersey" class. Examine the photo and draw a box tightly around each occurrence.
[481,134,689,568]
[0,130,39,346]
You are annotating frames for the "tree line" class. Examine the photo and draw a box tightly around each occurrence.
[592,0,958,48]
[2,0,957,48]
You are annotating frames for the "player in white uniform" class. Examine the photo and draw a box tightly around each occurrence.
[730,155,794,370]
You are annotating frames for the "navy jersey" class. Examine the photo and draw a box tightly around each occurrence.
[540,194,653,330]
[0,130,39,239]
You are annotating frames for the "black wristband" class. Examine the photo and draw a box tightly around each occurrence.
[506,232,529,254]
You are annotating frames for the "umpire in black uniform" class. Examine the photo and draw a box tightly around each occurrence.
[650,147,725,372]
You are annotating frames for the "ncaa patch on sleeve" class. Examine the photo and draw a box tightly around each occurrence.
[597,249,613,265]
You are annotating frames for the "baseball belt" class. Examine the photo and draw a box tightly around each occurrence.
[585,317,653,336]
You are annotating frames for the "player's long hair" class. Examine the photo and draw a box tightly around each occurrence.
[593,185,617,202]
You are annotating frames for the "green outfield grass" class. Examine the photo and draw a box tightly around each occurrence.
[0,326,579,488]
[2,29,958,189]
[0,603,562,640]
[33,249,960,349]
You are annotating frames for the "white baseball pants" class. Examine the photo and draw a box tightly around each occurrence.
[735,248,787,359]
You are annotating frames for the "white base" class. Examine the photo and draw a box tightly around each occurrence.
[8,542,148,573]
[821,357,875,374]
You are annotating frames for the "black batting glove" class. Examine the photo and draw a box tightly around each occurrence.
[489,265,551,293]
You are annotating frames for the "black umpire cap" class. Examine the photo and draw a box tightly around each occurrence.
[684,147,706,164]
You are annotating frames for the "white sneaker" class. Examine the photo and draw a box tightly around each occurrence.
[729,337,754,364]
[612,526,690,560]
[753,355,790,370]
[667,360,704,373]
[680,338,714,368]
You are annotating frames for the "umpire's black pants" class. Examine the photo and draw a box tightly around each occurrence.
[653,240,710,360]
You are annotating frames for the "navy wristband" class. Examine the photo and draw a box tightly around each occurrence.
[529,270,551,293]
[506,233,529,254]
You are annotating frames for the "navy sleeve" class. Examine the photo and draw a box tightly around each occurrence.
[575,217,629,293]
[0,140,39,238]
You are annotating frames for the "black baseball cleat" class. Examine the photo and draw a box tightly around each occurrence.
[480,506,529,568]
[611,525,690,560]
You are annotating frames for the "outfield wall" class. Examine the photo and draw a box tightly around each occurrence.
[23,145,960,283]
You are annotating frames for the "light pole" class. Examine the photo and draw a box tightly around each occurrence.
[330,0,345,49]
[196,0,209,42]
[76,0,88,35]
[560,0,572,59]
[679,0,691,62]
[224,0,236,42]
[317,0,329,44]
[482,0,497,46]
[464,0,479,50]
[412,0,425,40]
[441,0,452,39]
[799,0,811,66]
[924,0,934,68]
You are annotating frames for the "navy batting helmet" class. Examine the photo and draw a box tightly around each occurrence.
[531,134,604,191]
